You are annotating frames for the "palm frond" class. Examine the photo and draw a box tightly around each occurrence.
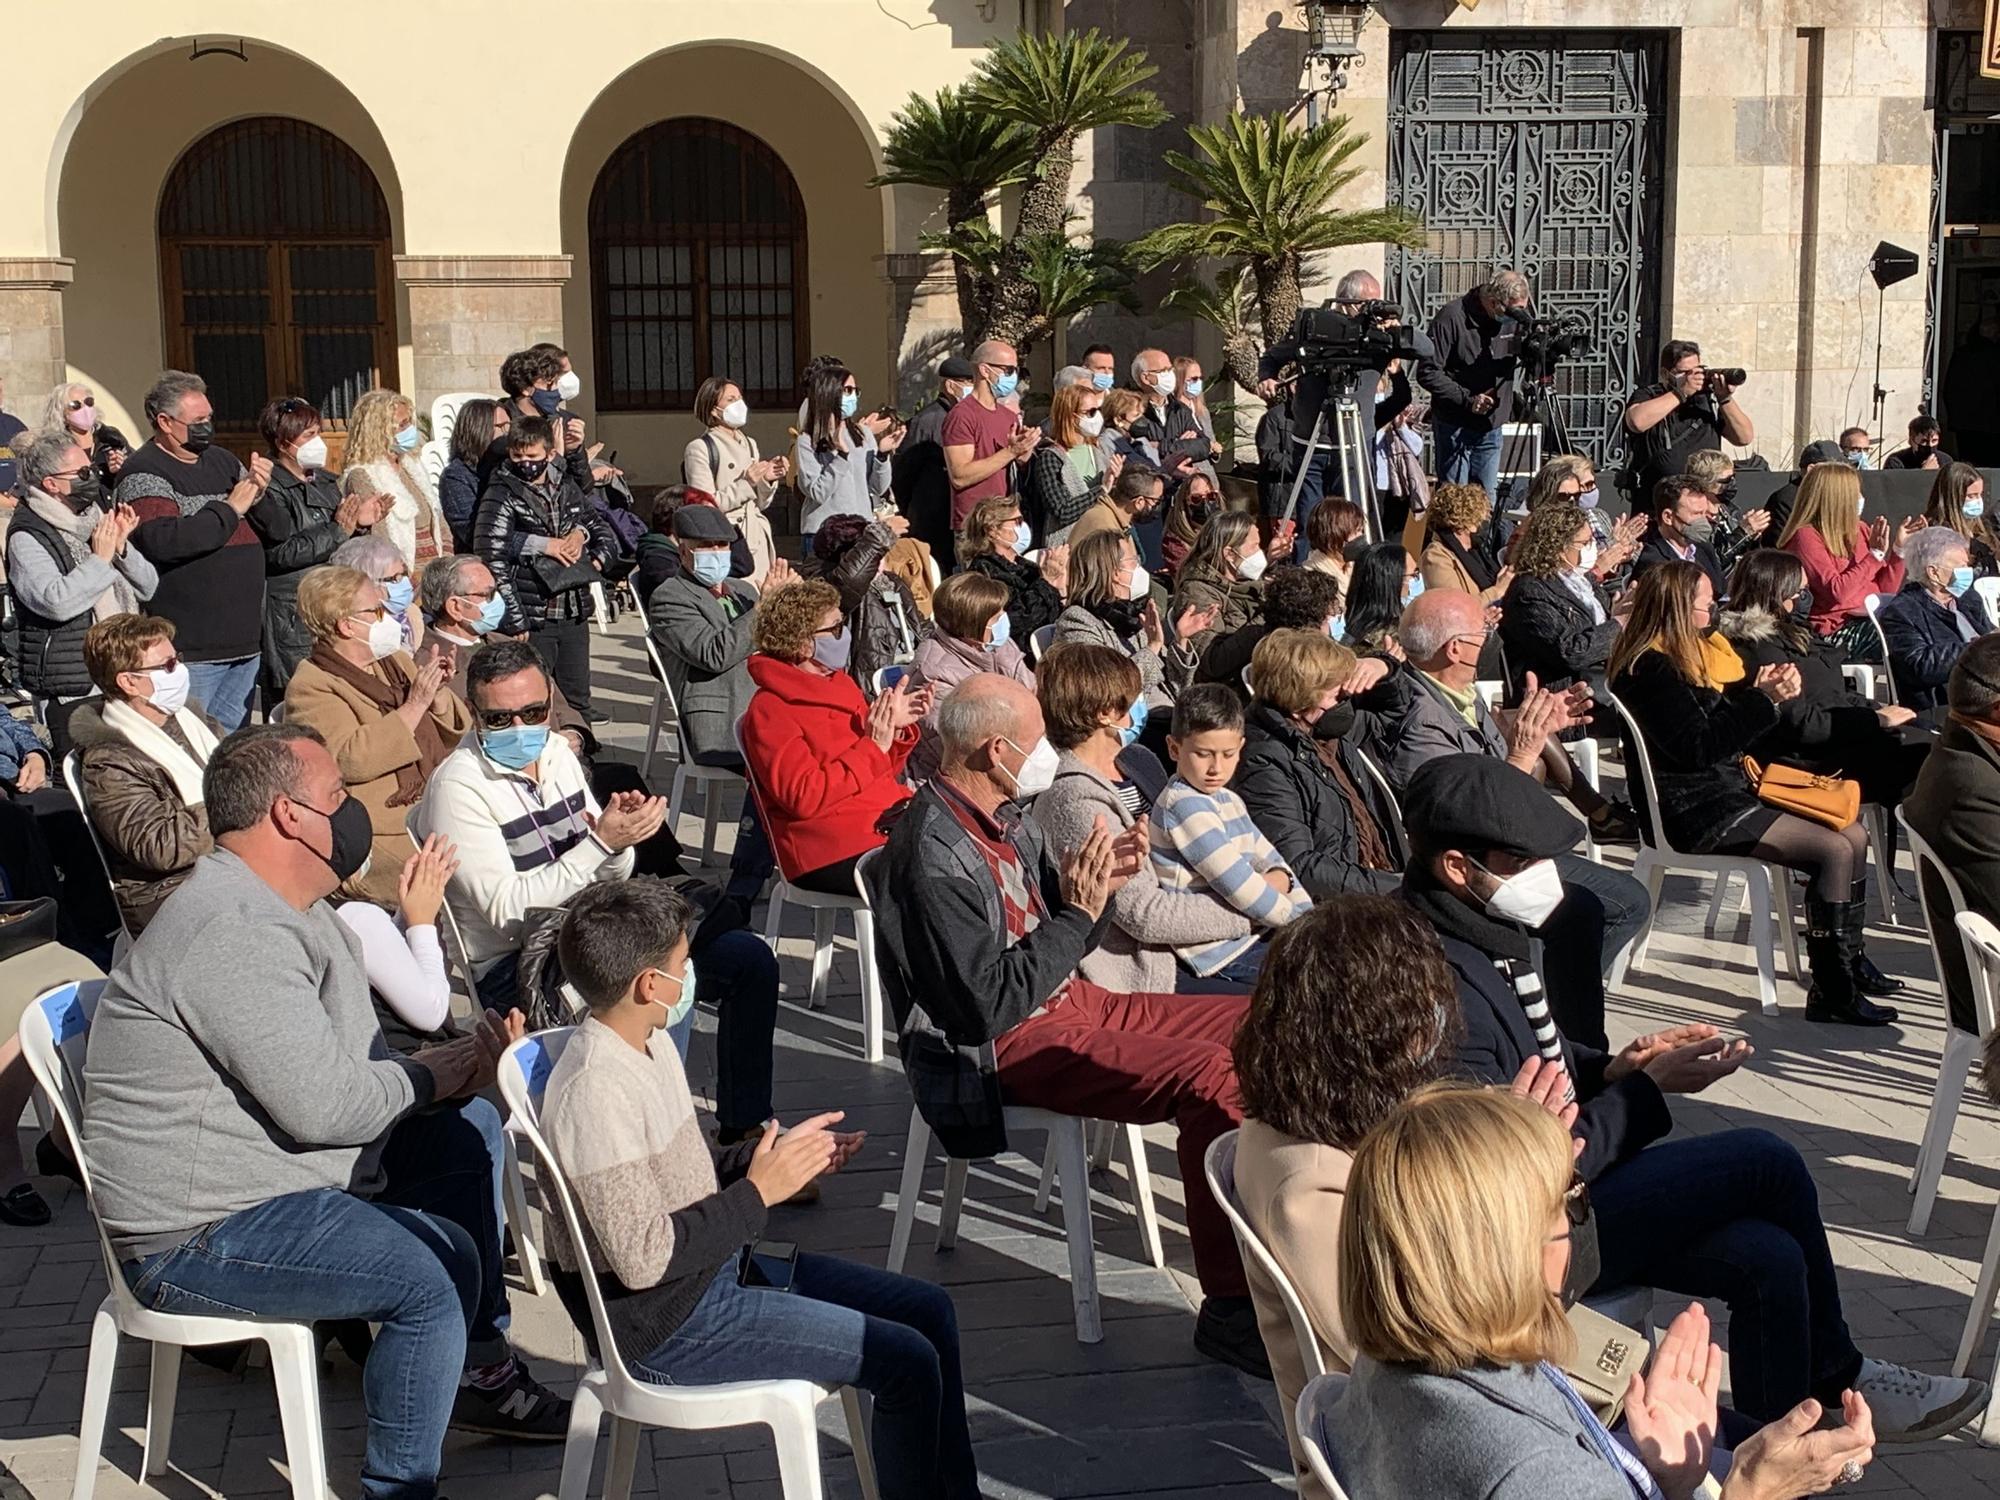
[967,29,1170,144]
[871,86,1034,209]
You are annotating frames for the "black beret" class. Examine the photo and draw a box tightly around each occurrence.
[1400,753,1584,860]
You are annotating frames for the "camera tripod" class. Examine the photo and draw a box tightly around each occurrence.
[1279,368,1382,544]
[1492,367,1575,509]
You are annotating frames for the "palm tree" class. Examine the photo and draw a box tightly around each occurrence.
[1135,111,1426,391]
[929,220,1140,351]
[966,29,1169,346]
[1162,263,1261,394]
[871,88,1033,334]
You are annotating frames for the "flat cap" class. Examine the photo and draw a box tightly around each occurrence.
[1401,753,1584,860]
[1799,439,1845,468]
[671,504,735,543]
[939,356,977,382]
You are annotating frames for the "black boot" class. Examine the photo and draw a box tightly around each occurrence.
[1803,896,1899,1026]
[1847,880,1906,997]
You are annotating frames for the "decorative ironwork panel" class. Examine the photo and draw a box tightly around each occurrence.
[1387,31,1669,470]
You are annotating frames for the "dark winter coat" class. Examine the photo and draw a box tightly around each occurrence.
[965,550,1065,644]
[1608,648,1781,854]
[1233,698,1409,902]
[1878,580,1994,714]
[819,519,931,692]
[1498,571,1620,699]
[6,504,95,698]
[249,465,349,691]
[474,463,619,633]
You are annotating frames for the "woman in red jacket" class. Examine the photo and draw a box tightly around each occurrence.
[740,578,930,892]
[1778,461,1922,662]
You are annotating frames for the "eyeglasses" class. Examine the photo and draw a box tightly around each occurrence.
[346,605,389,624]
[65,396,95,412]
[984,364,1018,376]
[814,623,847,639]
[130,654,182,677]
[1563,1174,1591,1228]
[477,702,551,730]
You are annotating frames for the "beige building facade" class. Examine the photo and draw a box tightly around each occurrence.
[0,0,1978,488]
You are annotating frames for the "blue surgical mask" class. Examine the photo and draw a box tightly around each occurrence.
[1012,521,1034,553]
[993,372,1021,400]
[984,613,1012,653]
[1327,614,1346,641]
[1092,371,1115,392]
[470,595,506,634]
[840,391,860,420]
[384,577,415,616]
[1950,565,1978,598]
[646,963,697,1028]
[481,722,549,771]
[1118,696,1148,748]
[1967,498,1987,520]
[1402,574,1425,606]
[530,387,563,417]
[690,550,732,587]
[1184,378,1204,398]
[394,424,422,453]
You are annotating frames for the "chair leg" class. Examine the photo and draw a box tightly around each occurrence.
[1121,1124,1166,1270]
[1034,1142,1058,1213]
[142,1342,181,1476]
[764,884,785,948]
[667,766,688,844]
[840,1387,880,1500]
[770,1392,829,1500]
[852,908,884,1064]
[501,1127,547,1297]
[602,1416,642,1500]
[1090,1119,1116,1170]
[265,1327,328,1500]
[1910,1030,1978,1236]
[1773,874,1802,983]
[1050,1120,1104,1344]
[1746,871,1781,1017]
[887,1109,929,1275]
[556,1374,605,1500]
[642,689,664,780]
[1704,873,1735,937]
[1621,856,1664,980]
[70,1305,119,1500]
[1959,1189,2000,1379]
[937,1158,969,1251]
[702,783,723,865]
[1869,808,1902,928]
[808,907,835,1012]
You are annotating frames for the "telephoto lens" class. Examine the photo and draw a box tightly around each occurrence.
[1712,367,1748,385]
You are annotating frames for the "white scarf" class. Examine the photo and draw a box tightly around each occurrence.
[23,491,138,622]
[99,695,220,806]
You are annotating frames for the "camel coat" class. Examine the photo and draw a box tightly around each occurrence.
[283,650,471,907]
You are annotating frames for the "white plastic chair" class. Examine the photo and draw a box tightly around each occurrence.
[1977,575,2000,628]
[729,740,884,1064]
[417,437,448,490]
[925,553,942,590]
[1864,593,1903,707]
[1347,744,1402,826]
[1601,687,1797,1014]
[20,982,330,1500]
[429,391,490,454]
[497,1031,878,1499]
[1473,679,1504,712]
[1954,913,2000,1445]
[1902,809,1990,1237]
[1294,1372,1356,1500]
[1028,624,1058,663]
[1841,661,1879,704]
[61,750,137,941]
[639,634,741,864]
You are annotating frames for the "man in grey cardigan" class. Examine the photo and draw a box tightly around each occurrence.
[80,724,567,1500]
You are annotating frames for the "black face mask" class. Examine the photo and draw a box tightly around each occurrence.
[1310,700,1358,740]
[1790,585,1814,618]
[182,421,215,454]
[65,472,102,510]
[300,796,374,882]
[1561,1198,1602,1312]
[509,457,550,483]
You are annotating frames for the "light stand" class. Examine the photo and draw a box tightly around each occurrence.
[1868,240,1920,449]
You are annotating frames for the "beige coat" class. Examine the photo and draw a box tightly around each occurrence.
[682,425,777,584]
[1420,536,1507,604]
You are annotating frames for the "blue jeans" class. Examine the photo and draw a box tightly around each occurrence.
[634,1252,978,1500]
[1539,854,1652,1054]
[1591,1128,1862,1423]
[124,1101,514,1500]
[1176,936,1270,993]
[186,654,260,732]
[1434,418,1503,501]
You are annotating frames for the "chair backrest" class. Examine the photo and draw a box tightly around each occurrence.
[1956,911,2000,1040]
[925,553,943,590]
[1294,1372,1356,1500]
[1030,624,1057,662]
[1899,805,1994,1036]
[1863,593,1902,705]
[732,720,811,886]
[1598,686,1674,856]
[1473,679,1504,713]
[18,981,134,1292]
[418,437,448,489]
[61,750,136,939]
[1346,744,1402,826]
[1203,1133,1329,1389]
[429,391,491,453]
[642,633,688,760]
[404,807,480,1004]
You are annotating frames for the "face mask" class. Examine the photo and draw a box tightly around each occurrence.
[1790,586,1814,618]
[1000,735,1060,798]
[984,613,1012,653]
[1575,541,1600,573]
[1560,1202,1601,1312]
[721,399,749,429]
[1310,700,1358,740]
[645,963,698,1029]
[1847,450,1871,469]
[383,577,415,617]
[1078,412,1105,438]
[1474,856,1567,928]
[1949,566,1978,598]
[689,550,732,587]
[395,424,422,453]
[363,613,403,661]
[470,595,507,634]
[1237,548,1268,582]
[839,391,860,420]
[1968,497,1987,520]
[1327,614,1346,641]
[65,472,103,510]
[510,456,549,483]
[812,629,852,672]
[1152,369,1177,397]
[1118,696,1148,748]
[68,405,97,435]
[1092,371,1115,392]
[482,722,550,772]
[299,795,375,882]
[992,372,1021,401]
[146,661,191,716]
[182,420,215,454]
[530,387,563,416]
[295,435,329,470]
[1184,377,1204,398]
[555,370,582,402]
[1128,563,1151,602]
[1402,574,1425,606]
[1578,486,1600,510]
[1681,517,1715,545]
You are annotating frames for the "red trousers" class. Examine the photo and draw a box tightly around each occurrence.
[992,979,1249,1300]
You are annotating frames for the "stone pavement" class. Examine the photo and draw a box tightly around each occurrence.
[8,614,2000,1497]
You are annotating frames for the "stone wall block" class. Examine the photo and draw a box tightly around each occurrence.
[1736,97,1804,166]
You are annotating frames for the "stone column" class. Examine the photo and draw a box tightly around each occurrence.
[884,251,963,411]
[394,255,573,408]
[0,258,76,405]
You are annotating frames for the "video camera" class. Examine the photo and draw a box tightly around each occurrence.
[1512,308,1595,374]
[1290,302,1423,374]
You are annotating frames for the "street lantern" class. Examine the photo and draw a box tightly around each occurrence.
[1298,1,1372,120]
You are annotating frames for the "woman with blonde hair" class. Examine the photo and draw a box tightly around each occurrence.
[1421,481,1512,603]
[1023,382,1120,546]
[1608,560,1891,1027]
[1924,461,1994,575]
[1313,1083,1879,1500]
[37,381,130,484]
[342,388,448,570]
[1778,460,1919,659]
[958,493,1066,642]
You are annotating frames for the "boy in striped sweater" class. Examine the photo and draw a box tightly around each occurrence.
[1150,684,1312,983]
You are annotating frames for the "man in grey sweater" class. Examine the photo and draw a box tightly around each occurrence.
[80,724,567,1500]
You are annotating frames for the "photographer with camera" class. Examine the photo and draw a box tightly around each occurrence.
[1416,269,1531,501]
[1625,340,1755,496]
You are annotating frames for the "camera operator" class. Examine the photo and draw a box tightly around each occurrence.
[1414,269,1530,500]
[1255,268,1423,559]
[1624,339,1754,496]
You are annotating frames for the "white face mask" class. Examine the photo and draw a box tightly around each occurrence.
[1237,548,1268,582]
[721,399,749,429]
[363,613,403,661]
[555,370,582,402]
[1476,857,1567,929]
[1575,540,1600,573]
[1152,369,1177,397]
[1078,412,1105,439]
[1128,563,1151,602]
[294,435,329,470]
[145,661,191,716]
[1000,735,1060,798]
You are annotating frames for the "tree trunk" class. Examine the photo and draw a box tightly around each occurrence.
[1253,254,1303,352]
[945,186,992,338]
[1220,329,1262,395]
[982,131,1076,346]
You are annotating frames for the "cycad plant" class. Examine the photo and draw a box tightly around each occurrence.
[1136,111,1426,390]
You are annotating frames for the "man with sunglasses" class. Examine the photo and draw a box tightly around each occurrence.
[944,339,1041,529]
[1401,753,1991,1442]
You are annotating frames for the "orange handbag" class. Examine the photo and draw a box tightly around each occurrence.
[1740,758,1860,831]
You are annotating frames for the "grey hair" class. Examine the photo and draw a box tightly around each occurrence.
[1396,589,1483,663]
[419,554,491,617]
[18,430,87,492]
[1130,349,1168,385]
[143,370,207,427]
[1905,524,1969,584]
[37,382,91,437]
[1478,269,1530,304]
[1334,269,1381,303]
[935,677,1025,756]
[330,534,408,580]
[1056,365,1090,389]
[204,723,328,838]
[1950,635,2000,718]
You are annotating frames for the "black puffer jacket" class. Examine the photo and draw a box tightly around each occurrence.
[1499,571,1620,699]
[1608,649,1781,854]
[1232,697,1410,901]
[474,463,619,632]
[1878,580,1994,714]
[249,465,349,691]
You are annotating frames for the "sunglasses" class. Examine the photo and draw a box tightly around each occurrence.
[1563,1174,1591,1229]
[66,396,95,412]
[477,702,551,731]
[129,654,182,677]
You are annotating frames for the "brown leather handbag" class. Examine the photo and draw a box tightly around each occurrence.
[1741,757,1861,831]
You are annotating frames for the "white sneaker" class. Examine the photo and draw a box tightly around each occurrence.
[1854,1358,1991,1442]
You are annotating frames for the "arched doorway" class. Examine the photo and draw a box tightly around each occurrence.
[588,118,807,412]
[158,116,394,452]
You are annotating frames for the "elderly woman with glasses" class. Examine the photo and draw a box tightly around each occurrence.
[283,564,470,907]
[332,532,425,656]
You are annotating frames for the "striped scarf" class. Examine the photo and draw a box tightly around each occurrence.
[1492,951,1574,1104]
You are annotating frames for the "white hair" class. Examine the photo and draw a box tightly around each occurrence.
[936,677,1025,756]
[1130,349,1167,385]
[1056,365,1091,389]
[1397,590,1484,664]
[1334,269,1381,303]
[330,534,408,581]
[1905,524,1969,583]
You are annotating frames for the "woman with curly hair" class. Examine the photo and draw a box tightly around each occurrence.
[1232,895,1461,1498]
[341,388,448,570]
[1924,461,1995,576]
[1420,481,1512,604]
[1498,498,1621,701]
[738,578,926,893]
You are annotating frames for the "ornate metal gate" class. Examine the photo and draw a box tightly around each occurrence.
[1386,31,1670,471]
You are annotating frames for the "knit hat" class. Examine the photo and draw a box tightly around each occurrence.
[1401,754,1583,860]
